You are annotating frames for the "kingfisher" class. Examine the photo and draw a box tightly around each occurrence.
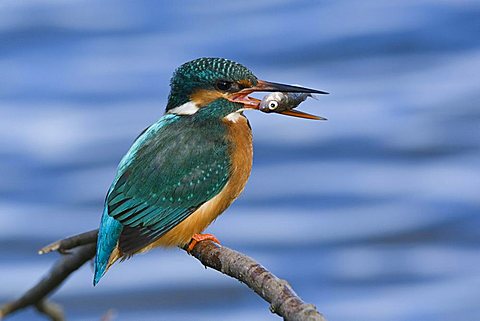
[93,57,327,285]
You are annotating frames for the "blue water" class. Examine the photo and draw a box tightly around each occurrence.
[1,1,480,320]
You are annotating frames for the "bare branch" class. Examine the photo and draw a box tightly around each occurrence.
[189,241,327,321]
[35,300,65,321]
[1,230,327,321]
[39,230,98,255]
[0,243,95,320]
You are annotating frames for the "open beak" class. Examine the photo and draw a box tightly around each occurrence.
[228,80,328,120]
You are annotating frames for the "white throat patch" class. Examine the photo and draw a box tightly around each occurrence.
[224,110,245,123]
[167,101,199,115]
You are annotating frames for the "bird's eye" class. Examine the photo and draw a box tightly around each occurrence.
[268,101,279,110]
[215,80,233,91]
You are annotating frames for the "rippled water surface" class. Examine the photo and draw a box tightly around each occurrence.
[1,1,480,320]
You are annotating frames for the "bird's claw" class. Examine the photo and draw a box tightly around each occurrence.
[186,233,220,253]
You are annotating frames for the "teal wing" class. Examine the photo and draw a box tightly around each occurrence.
[106,115,231,254]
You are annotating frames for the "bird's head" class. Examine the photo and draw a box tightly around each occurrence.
[166,57,327,119]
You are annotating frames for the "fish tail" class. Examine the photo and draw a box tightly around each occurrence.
[93,207,123,286]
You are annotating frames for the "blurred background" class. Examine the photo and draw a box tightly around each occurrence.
[1,1,479,320]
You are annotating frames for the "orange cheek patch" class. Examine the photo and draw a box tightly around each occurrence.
[190,89,226,106]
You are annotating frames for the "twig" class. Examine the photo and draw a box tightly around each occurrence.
[1,230,327,321]
[0,244,95,320]
[39,230,98,255]
[35,300,65,321]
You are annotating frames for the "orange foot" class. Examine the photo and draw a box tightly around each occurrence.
[187,233,221,253]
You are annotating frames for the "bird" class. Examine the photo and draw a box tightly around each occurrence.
[93,57,327,285]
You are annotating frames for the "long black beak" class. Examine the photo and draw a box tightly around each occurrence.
[250,80,329,95]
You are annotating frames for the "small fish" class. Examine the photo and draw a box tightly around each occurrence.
[259,92,311,113]
[259,92,326,120]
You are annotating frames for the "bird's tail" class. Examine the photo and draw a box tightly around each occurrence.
[93,207,123,286]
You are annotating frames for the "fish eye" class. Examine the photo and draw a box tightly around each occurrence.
[268,101,278,110]
[215,80,233,91]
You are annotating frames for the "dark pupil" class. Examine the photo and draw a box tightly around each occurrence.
[216,80,232,91]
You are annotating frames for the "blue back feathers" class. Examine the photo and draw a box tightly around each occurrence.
[93,114,179,285]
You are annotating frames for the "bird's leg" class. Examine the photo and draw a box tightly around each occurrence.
[187,233,220,253]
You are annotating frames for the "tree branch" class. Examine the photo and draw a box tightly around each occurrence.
[34,300,65,321]
[188,241,327,321]
[39,230,98,255]
[1,230,327,321]
[0,242,95,321]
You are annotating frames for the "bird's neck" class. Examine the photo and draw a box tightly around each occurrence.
[165,99,250,147]
[167,98,245,119]
[193,99,245,121]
